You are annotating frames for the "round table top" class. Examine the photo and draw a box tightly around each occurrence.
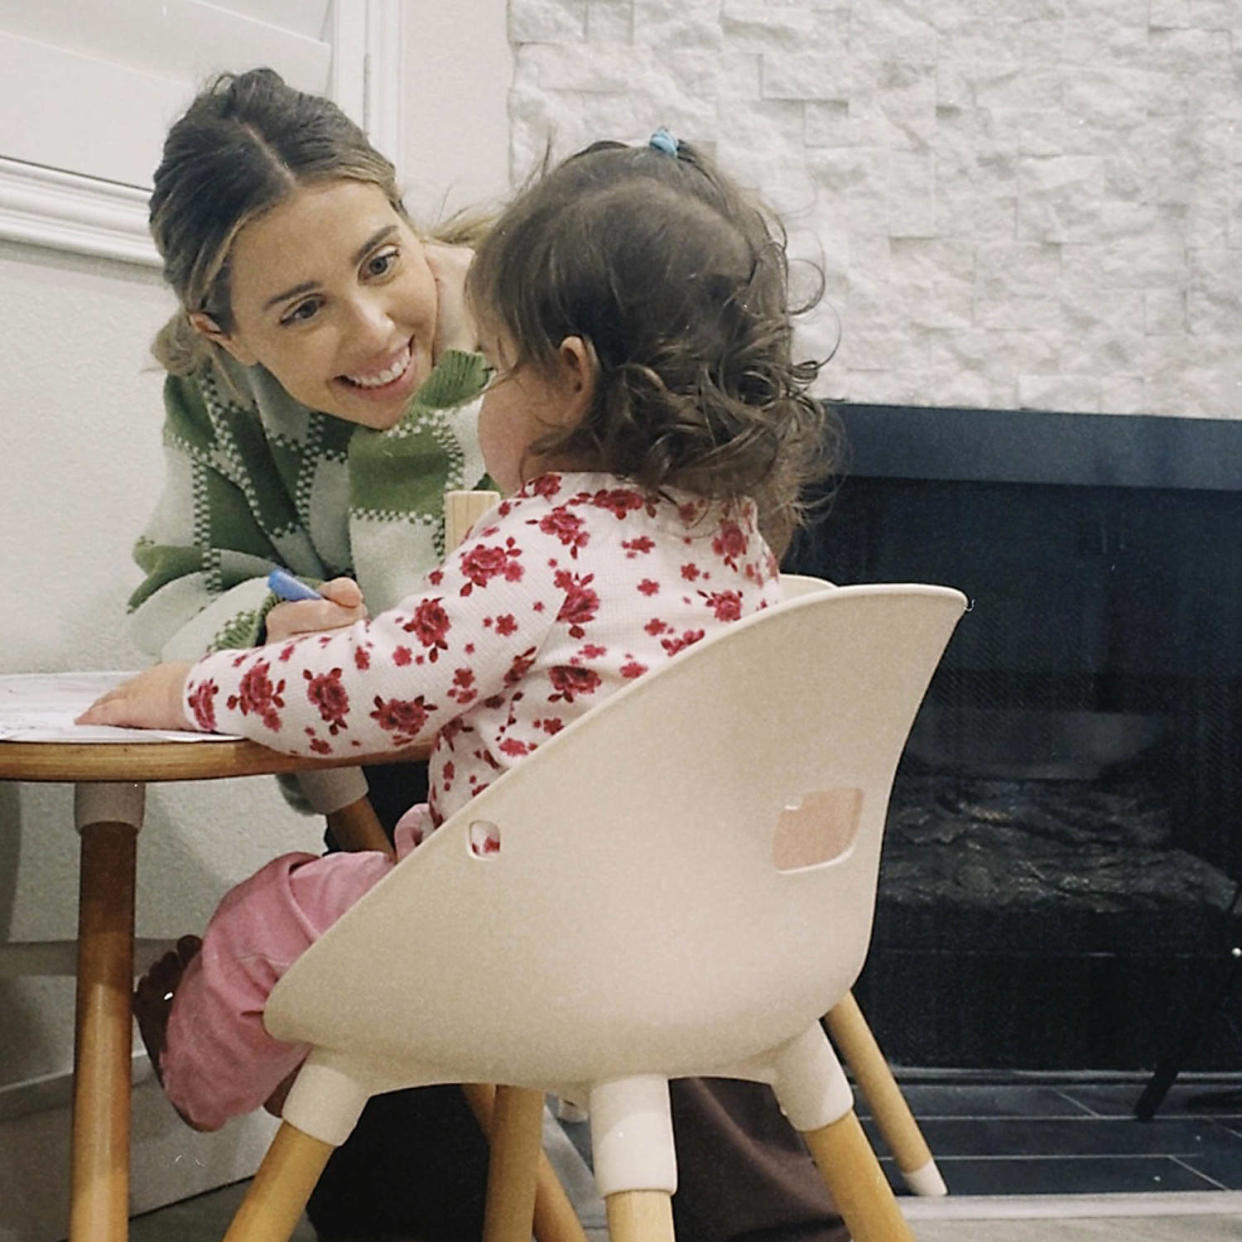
[0,738,425,783]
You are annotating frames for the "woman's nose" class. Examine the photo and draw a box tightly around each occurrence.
[347,293,396,345]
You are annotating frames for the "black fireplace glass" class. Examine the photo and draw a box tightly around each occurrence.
[785,404,1242,1071]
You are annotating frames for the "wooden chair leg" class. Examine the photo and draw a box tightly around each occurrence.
[801,1109,914,1242]
[464,1083,591,1242]
[825,991,946,1196]
[605,1189,675,1242]
[223,1120,336,1242]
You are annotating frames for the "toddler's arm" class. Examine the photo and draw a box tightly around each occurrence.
[77,662,195,731]
[81,578,368,732]
[264,577,367,642]
[179,497,555,757]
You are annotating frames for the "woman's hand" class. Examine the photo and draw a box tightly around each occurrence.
[76,662,196,731]
[424,242,478,360]
[265,576,368,643]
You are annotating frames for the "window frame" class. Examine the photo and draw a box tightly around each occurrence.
[0,0,401,268]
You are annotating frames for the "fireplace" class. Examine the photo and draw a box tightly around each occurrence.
[786,404,1242,1071]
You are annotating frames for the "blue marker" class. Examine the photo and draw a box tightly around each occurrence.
[266,568,325,602]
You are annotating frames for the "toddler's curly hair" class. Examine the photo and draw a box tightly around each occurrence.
[465,138,837,553]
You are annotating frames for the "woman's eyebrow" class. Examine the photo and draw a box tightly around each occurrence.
[264,280,318,311]
[262,227,400,311]
[352,225,398,265]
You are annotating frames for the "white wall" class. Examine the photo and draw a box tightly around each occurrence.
[0,4,514,1237]
[399,0,514,219]
[508,0,1242,419]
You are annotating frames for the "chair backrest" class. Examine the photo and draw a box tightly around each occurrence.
[779,572,836,597]
[266,583,967,1091]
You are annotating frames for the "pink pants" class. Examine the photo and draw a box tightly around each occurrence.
[160,814,432,1131]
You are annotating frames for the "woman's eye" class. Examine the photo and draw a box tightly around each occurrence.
[364,246,400,278]
[280,298,322,326]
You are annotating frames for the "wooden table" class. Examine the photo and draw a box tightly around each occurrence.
[0,733,404,1242]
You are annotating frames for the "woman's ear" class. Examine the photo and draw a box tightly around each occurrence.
[557,335,596,424]
[188,311,259,366]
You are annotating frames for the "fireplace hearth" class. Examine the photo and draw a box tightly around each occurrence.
[786,404,1242,1071]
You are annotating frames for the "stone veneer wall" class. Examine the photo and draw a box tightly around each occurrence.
[507,0,1241,418]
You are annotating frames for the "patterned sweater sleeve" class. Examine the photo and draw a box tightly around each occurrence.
[126,370,290,662]
[126,352,491,663]
[182,497,561,758]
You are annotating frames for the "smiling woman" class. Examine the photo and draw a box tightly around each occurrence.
[133,67,490,664]
[190,181,441,430]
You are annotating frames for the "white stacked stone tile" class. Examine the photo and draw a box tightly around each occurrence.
[508,0,1242,417]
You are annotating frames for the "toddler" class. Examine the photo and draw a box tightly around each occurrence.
[82,130,829,1135]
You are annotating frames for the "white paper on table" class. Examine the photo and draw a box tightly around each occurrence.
[0,671,239,743]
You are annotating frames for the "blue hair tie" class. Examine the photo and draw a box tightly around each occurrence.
[648,127,679,156]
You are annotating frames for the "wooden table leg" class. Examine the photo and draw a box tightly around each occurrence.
[482,1085,545,1242]
[69,782,144,1242]
[325,794,394,857]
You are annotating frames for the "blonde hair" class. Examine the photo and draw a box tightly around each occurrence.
[149,68,488,376]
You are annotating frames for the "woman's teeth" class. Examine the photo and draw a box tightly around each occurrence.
[344,345,410,388]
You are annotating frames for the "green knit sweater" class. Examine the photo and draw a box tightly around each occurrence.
[128,349,490,661]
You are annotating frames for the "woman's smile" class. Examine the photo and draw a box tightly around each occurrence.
[340,341,414,390]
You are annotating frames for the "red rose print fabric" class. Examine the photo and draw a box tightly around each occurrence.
[184,472,780,828]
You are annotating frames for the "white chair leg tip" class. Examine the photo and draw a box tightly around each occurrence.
[902,1160,947,1197]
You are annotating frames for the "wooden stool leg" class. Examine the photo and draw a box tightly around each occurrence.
[325,793,394,856]
[482,1085,545,1242]
[605,1189,675,1242]
[463,1084,591,1242]
[70,791,141,1242]
[533,1131,592,1242]
[801,1109,914,1242]
[825,991,946,1196]
[223,1120,336,1242]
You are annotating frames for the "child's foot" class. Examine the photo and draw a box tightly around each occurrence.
[133,935,211,1131]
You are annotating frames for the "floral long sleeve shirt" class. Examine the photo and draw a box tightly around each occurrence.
[183,471,781,828]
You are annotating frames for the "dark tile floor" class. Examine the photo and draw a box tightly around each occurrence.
[126,1074,1242,1240]
[860,1073,1242,1198]
[551,1072,1242,1202]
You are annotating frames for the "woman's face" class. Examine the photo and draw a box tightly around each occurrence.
[203,179,438,429]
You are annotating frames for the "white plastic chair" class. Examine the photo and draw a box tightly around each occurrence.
[222,582,967,1242]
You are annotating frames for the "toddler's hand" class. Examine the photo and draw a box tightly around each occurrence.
[424,242,478,359]
[265,576,367,642]
[76,662,195,731]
